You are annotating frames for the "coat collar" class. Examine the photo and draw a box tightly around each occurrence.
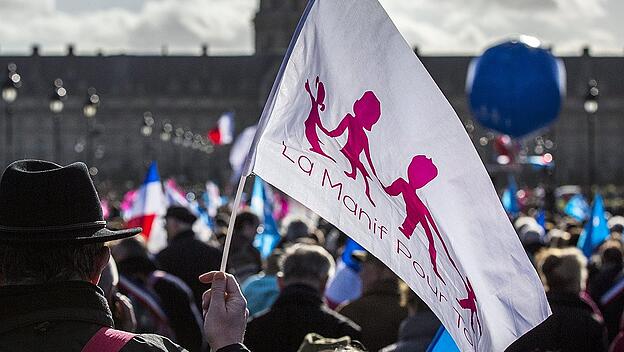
[0,280,113,333]
[272,284,324,309]
[170,229,196,243]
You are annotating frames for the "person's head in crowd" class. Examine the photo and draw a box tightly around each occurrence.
[164,206,197,240]
[608,215,624,234]
[514,217,546,249]
[232,209,260,249]
[279,243,335,293]
[214,213,231,246]
[0,160,141,286]
[216,204,232,219]
[563,223,583,245]
[324,230,348,258]
[316,217,335,236]
[111,236,157,278]
[598,240,623,269]
[536,247,587,295]
[284,217,312,243]
[352,250,397,293]
[306,229,326,246]
[547,229,572,248]
[264,249,283,276]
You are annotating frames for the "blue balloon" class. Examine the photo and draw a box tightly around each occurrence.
[467,37,565,138]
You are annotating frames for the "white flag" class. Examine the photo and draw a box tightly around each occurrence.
[245,0,550,350]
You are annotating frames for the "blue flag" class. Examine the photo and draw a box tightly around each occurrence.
[577,193,609,258]
[198,192,215,229]
[341,238,366,272]
[250,176,281,259]
[502,176,519,217]
[535,209,548,242]
[564,194,590,222]
[535,209,546,228]
[427,326,460,352]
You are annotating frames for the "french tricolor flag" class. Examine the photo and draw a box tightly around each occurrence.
[208,112,234,145]
[126,161,167,252]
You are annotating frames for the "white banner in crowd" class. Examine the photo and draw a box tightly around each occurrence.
[245,0,550,350]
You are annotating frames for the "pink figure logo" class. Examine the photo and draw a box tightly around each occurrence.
[381,155,481,331]
[304,76,335,162]
[326,91,381,206]
[381,155,459,283]
[301,76,481,335]
[458,278,482,335]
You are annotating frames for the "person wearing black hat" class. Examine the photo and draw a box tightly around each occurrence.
[156,205,222,311]
[0,160,250,352]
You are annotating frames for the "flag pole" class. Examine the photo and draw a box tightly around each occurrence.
[219,0,315,272]
[220,173,248,272]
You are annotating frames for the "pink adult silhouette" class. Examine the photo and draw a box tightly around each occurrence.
[457,278,482,335]
[326,91,380,206]
[381,155,458,283]
[303,76,335,162]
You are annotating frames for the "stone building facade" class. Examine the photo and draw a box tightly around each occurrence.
[0,0,622,191]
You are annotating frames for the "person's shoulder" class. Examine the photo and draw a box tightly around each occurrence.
[336,298,360,315]
[200,241,222,255]
[155,246,173,262]
[321,305,361,332]
[123,333,188,352]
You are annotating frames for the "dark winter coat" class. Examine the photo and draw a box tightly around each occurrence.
[379,310,441,352]
[244,284,361,352]
[338,279,408,351]
[0,281,186,352]
[156,230,222,310]
[506,291,608,352]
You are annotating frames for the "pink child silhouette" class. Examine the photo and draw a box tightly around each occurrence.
[304,76,335,162]
[326,91,381,206]
[382,155,457,283]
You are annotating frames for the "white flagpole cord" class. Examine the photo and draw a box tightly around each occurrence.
[219,173,248,272]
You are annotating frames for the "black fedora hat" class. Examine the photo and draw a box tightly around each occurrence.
[0,160,141,243]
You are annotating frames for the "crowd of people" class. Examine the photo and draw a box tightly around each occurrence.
[2,159,624,352]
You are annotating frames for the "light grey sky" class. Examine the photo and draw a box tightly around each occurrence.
[1,0,622,56]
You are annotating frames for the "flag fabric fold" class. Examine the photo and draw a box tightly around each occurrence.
[242,0,550,350]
